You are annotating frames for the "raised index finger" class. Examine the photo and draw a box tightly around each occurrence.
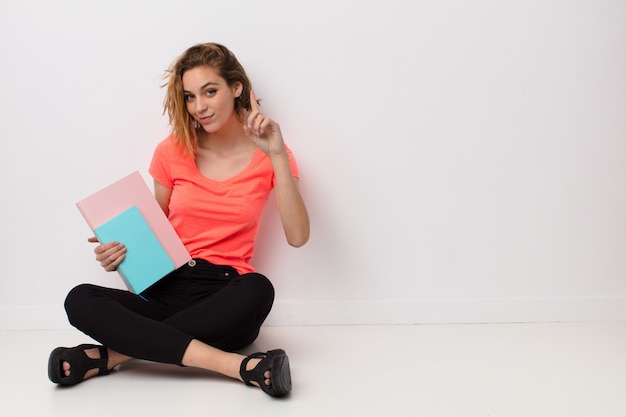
[249,89,260,112]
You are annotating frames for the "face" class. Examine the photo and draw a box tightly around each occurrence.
[182,65,242,133]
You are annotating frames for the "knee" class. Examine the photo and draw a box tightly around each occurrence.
[64,284,98,327]
[243,273,275,304]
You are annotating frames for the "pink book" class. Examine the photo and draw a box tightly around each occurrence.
[76,171,191,288]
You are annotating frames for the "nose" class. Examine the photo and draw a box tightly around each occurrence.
[194,96,208,114]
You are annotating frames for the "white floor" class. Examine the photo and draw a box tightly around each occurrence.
[2,322,626,417]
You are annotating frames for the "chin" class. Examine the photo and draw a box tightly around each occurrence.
[201,124,220,133]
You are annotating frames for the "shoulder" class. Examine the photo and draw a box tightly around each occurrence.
[153,134,188,160]
[154,133,179,153]
[149,134,191,187]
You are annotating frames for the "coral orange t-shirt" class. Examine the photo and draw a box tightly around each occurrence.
[148,134,299,274]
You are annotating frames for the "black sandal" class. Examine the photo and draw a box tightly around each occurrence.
[48,344,110,386]
[239,349,292,397]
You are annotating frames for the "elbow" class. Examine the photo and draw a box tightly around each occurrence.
[283,208,310,247]
[287,229,310,248]
[288,237,308,248]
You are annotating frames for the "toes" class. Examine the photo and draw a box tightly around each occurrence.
[63,361,71,377]
[242,357,273,389]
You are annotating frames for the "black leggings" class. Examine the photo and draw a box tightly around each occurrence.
[64,259,275,365]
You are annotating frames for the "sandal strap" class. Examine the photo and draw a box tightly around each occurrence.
[49,344,110,385]
[72,344,109,376]
[93,344,110,376]
[239,352,265,387]
[239,349,291,397]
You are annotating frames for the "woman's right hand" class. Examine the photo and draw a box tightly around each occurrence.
[88,236,126,271]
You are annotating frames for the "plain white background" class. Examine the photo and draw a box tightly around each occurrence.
[1,0,625,329]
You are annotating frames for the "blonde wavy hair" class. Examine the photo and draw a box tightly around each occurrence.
[163,43,253,154]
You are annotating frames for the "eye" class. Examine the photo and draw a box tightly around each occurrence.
[184,94,195,102]
[204,89,217,97]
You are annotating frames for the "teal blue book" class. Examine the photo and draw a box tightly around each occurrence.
[94,205,175,294]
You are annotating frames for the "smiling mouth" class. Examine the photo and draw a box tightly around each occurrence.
[198,115,215,124]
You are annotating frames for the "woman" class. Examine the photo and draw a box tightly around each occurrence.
[47,43,310,397]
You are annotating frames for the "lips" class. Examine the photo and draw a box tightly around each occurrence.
[198,114,215,124]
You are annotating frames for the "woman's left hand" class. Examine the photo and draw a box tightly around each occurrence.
[244,89,286,157]
[244,90,310,247]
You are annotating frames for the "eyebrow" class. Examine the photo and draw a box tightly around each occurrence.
[183,81,219,94]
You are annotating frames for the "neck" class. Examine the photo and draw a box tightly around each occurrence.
[197,117,246,152]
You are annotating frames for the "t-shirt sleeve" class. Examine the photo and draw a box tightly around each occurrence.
[149,136,175,188]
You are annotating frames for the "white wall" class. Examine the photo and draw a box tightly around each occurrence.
[1,0,625,330]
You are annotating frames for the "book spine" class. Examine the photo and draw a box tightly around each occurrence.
[75,202,96,230]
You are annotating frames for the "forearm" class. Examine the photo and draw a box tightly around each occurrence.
[270,151,310,247]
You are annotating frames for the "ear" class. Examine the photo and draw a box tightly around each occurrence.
[233,82,243,98]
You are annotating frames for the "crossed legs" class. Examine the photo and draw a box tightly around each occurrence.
[52,267,277,391]
[60,340,270,388]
